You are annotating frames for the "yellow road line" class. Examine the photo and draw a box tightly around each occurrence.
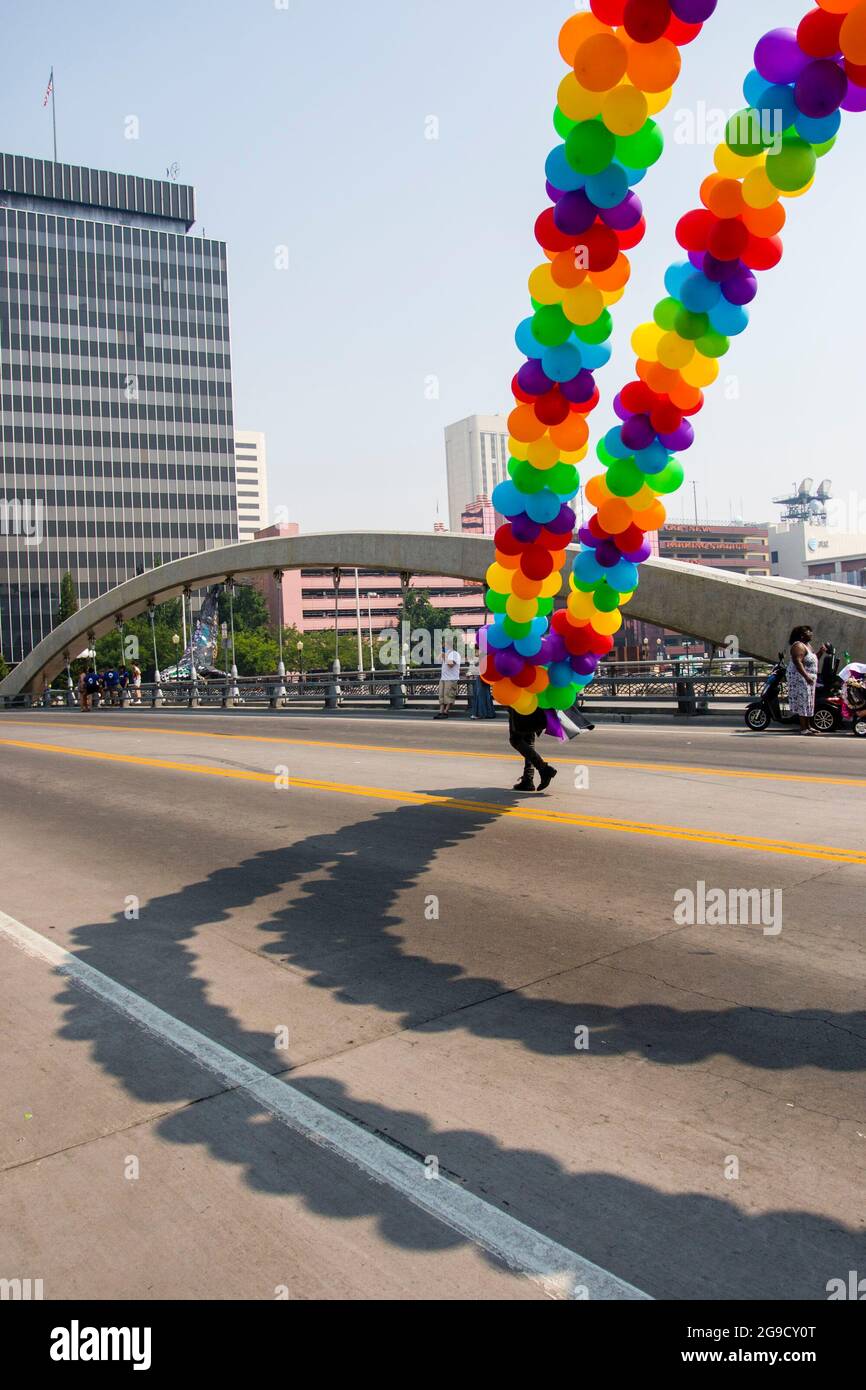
[2,736,864,865]
[1,717,864,790]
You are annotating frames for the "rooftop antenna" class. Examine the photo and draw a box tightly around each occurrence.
[166,162,181,182]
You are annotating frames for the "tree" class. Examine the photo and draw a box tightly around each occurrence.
[403,588,453,634]
[56,572,79,625]
[232,630,280,676]
[218,583,270,634]
[0,651,8,682]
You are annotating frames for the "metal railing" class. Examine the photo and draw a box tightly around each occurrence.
[3,658,770,716]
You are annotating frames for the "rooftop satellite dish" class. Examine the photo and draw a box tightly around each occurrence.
[798,477,814,497]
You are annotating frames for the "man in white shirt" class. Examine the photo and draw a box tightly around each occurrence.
[435,641,462,719]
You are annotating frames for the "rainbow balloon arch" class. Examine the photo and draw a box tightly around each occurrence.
[482,0,866,721]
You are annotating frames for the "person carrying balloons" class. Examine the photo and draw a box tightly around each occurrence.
[508,707,559,792]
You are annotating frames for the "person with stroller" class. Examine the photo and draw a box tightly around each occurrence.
[787,625,829,735]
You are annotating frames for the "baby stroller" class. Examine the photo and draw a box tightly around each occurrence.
[839,663,866,738]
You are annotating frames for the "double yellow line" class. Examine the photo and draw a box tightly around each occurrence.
[2,736,865,865]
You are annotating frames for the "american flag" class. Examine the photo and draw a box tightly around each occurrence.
[43,70,53,108]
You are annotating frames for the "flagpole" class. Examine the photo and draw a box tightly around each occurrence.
[50,68,57,162]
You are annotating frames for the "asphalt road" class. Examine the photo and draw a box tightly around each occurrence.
[1,706,865,1301]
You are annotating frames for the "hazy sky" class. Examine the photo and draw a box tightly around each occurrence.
[3,1,862,531]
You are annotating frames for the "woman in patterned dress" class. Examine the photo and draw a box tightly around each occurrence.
[787,625,828,735]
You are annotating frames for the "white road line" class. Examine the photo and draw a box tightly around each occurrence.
[0,908,651,1302]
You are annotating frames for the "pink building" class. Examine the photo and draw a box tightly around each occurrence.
[252,524,487,637]
[461,495,496,537]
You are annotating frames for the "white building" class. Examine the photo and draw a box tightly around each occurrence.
[445,415,510,532]
[234,431,269,542]
[770,519,866,585]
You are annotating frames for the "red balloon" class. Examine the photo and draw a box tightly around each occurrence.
[665,15,702,45]
[535,207,576,254]
[844,57,866,85]
[676,208,714,252]
[481,653,501,682]
[495,524,523,556]
[623,0,671,44]
[564,623,595,656]
[552,609,571,635]
[621,380,656,413]
[741,233,783,271]
[512,663,537,689]
[614,216,647,251]
[522,546,555,581]
[569,385,601,415]
[619,523,646,551]
[588,514,611,541]
[535,389,571,426]
[587,630,615,657]
[797,9,844,59]
[650,401,682,434]
[576,223,620,271]
[591,0,627,23]
[707,216,749,261]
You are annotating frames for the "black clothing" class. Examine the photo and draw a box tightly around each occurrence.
[508,707,548,777]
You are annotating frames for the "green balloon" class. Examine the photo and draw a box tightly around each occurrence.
[815,135,837,158]
[510,459,546,494]
[503,617,532,639]
[765,136,817,192]
[547,462,580,494]
[653,297,680,331]
[565,120,616,176]
[615,119,663,170]
[486,589,507,614]
[674,307,709,341]
[652,461,685,495]
[571,577,596,593]
[606,458,644,498]
[573,309,612,345]
[548,684,578,711]
[726,108,770,158]
[696,330,729,358]
[536,597,555,617]
[554,106,577,140]
[594,583,620,614]
[532,304,572,347]
[596,439,618,467]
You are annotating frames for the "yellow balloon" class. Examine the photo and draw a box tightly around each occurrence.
[658,331,695,370]
[779,176,815,199]
[527,436,560,470]
[592,608,623,636]
[680,352,719,388]
[646,87,673,116]
[601,85,648,137]
[506,595,537,623]
[540,571,565,599]
[602,286,625,307]
[568,590,596,620]
[513,691,538,716]
[508,436,528,462]
[714,143,764,179]
[528,262,562,305]
[742,167,778,210]
[559,444,588,465]
[486,563,513,593]
[619,590,634,606]
[558,73,605,122]
[631,484,658,511]
[631,321,663,361]
[563,283,605,326]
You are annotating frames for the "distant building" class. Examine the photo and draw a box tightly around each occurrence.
[770,518,866,585]
[461,495,495,537]
[0,151,238,664]
[445,415,510,532]
[234,430,268,542]
[657,522,770,577]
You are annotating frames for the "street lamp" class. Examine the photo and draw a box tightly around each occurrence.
[367,592,379,674]
[297,640,304,687]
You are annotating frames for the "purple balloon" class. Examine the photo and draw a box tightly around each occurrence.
[571,654,598,677]
[688,250,706,270]
[621,414,656,451]
[554,189,596,237]
[517,358,553,396]
[546,180,565,204]
[613,391,631,422]
[511,515,541,543]
[496,648,525,679]
[842,79,866,113]
[596,540,621,568]
[755,29,809,86]
[623,540,654,564]
[722,267,758,305]
[795,59,848,119]
[702,252,741,283]
[660,420,695,452]
[601,192,643,231]
[548,505,577,535]
[560,369,596,403]
[577,526,598,548]
[542,633,568,666]
[671,0,717,21]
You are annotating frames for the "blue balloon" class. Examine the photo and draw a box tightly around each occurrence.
[542,341,583,382]
[515,633,544,657]
[549,661,574,688]
[709,298,749,336]
[516,317,546,359]
[681,272,721,313]
[486,621,513,651]
[545,145,586,193]
[664,261,692,300]
[604,426,633,459]
[573,549,604,585]
[794,109,841,145]
[608,559,639,593]
[752,83,797,132]
[621,165,647,187]
[633,440,670,475]
[492,480,525,518]
[525,488,562,524]
[743,68,773,109]
[585,164,630,209]
[579,339,611,370]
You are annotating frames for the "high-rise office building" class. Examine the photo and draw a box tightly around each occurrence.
[444,415,510,532]
[461,494,495,537]
[234,430,268,541]
[0,151,238,664]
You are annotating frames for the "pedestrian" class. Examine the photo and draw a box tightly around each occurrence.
[469,674,496,720]
[508,707,558,792]
[435,638,462,720]
[787,625,828,735]
[131,662,142,704]
[78,668,90,712]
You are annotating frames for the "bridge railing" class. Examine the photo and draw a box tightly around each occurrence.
[4,658,771,716]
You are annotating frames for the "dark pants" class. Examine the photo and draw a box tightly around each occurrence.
[509,728,547,779]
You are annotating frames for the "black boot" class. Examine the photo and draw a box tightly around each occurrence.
[538,764,558,791]
[513,775,536,791]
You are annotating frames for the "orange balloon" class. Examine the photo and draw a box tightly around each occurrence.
[669,380,703,412]
[550,413,589,451]
[584,473,610,507]
[492,678,520,707]
[551,249,589,289]
[841,2,866,65]
[626,37,681,93]
[702,175,745,218]
[742,200,786,237]
[632,501,667,531]
[508,403,548,444]
[558,10,607,66]
[574,33,628,92]
[495,549,521,570]
[590,252,631,292]
[513,572,543,599]
[528,669,551,695]
[598,498,634,534]
[639,360,682,393]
